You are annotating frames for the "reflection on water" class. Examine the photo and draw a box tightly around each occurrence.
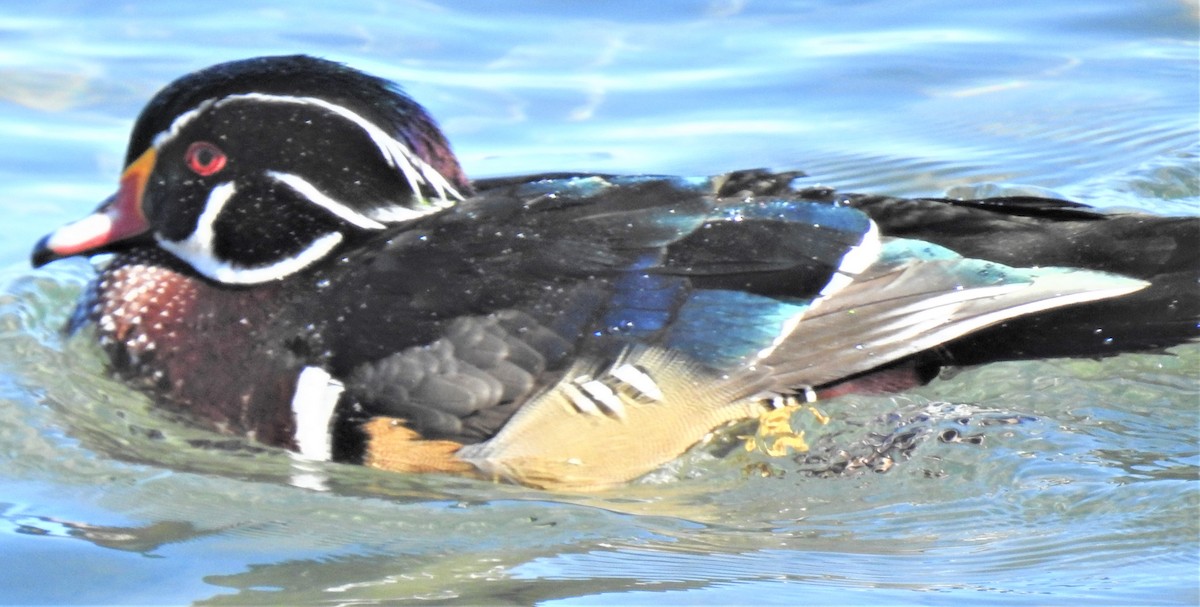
[0,0,1197,605]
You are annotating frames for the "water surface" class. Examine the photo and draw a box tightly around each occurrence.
[0,1,1197,604]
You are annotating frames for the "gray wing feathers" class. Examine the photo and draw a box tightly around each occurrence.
[761,259,1148,389]
[348,311,573,441]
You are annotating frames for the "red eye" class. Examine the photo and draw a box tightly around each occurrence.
[185,141,227,176]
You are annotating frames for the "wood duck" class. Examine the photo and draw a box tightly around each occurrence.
[31,55,1199,490]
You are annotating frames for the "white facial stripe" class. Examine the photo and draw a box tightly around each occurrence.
[234,93,465,206]
[157,180,346,284]
[152,99,215,149]
[165,92,464,207]
[267,171,386,230]
[365,205,431,223]
[151,91,465,217]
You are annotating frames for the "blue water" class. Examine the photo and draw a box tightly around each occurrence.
[1,1,1197,605]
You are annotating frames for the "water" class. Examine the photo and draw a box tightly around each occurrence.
[1,1,1197,604]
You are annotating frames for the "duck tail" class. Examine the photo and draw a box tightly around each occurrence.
[845,195,1199,364]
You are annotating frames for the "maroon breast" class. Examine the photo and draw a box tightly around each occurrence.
[86,248,304,448]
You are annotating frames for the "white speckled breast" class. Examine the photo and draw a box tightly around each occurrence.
[84,248,304,447]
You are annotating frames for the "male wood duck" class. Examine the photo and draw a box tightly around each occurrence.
[32,55,1199,490]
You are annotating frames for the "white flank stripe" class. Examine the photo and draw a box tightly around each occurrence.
[561,381,604,417]
[290,366,345,461]
[580,379,627,420]
[267,171,386,230]
[609,363,664,402]
[820,220,881,298]
[756,220,882,361]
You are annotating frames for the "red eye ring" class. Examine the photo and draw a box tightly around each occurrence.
[185,141,227,176]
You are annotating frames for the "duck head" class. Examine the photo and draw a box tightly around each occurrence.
[32,55,470,284]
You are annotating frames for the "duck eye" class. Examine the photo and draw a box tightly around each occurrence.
[185,141,227,176]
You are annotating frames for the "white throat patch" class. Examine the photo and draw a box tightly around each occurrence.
[157,181,345,284]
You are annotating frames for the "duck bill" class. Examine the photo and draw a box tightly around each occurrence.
[31,148,157,268]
